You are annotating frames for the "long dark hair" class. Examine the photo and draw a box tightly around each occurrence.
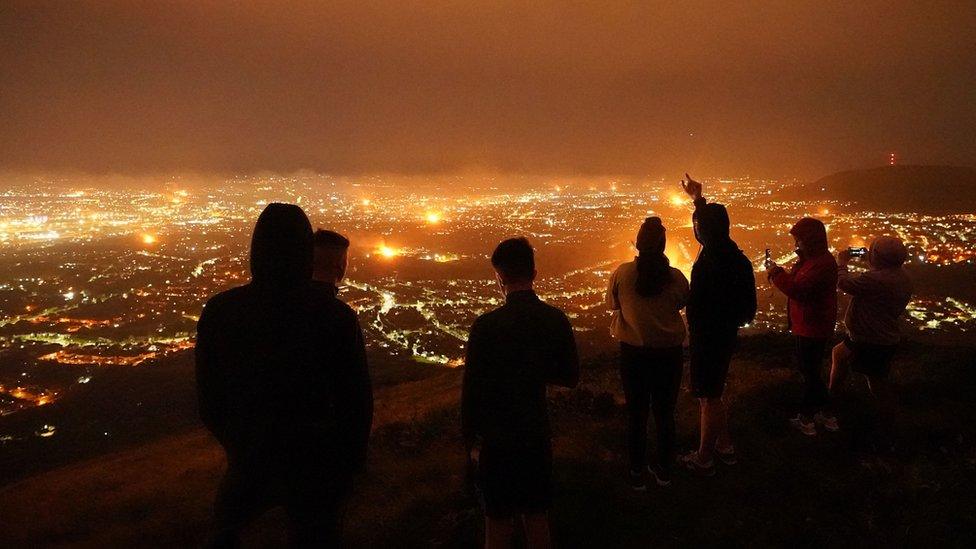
[635,217,671,297]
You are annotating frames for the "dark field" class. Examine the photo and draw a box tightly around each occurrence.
[1,335,974,547]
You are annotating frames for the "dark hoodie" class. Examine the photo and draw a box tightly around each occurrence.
[769,217,838,339]
[195,203,372,483]
[687,197,757,336]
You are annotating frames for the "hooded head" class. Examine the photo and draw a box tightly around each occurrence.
[789,217,829,258]
[869,236,908,269]
[694,203,731,247]
[636,216,666,253]
[249,203,314,288]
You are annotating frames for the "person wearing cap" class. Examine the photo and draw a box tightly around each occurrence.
[607,217,689,490]
[766,217,839,436]
[829,236,913,447]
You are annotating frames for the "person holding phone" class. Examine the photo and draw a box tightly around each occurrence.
[829,237,913,449]
[765,217,839,436]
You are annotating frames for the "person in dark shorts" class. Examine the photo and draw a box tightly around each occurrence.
[196,204,373,548]
[678,175,757,476]
[829,236,912,445]
[766,217,839,435]
[607,217,689,489]
[461,237,580,549]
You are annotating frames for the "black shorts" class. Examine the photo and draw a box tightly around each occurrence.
[843,336,897,379]
[689,332,737,399]
[478,441,552,519]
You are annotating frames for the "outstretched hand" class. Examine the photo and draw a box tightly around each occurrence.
[680,173,702,200]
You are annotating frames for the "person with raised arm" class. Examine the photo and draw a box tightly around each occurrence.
[461,237,580,549]
[678,175,757,477]
[829,236,912,450]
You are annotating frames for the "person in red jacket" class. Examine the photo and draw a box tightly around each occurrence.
[765,217,839,436]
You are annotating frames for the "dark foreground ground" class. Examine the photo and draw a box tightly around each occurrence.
[1,335,975,547]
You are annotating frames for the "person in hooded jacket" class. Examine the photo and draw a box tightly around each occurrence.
[196,203,373,548]
[766,217,839,436]
[677,175,757,477]
[607,217,689,490]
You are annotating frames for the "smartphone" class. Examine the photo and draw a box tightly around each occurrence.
[764,248,771,263]
[848,246,868,257]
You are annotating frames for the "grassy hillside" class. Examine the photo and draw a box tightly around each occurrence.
[1,336,975,547]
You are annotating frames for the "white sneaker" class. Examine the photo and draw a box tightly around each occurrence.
[814,412,840,432]
[789,415,817,436]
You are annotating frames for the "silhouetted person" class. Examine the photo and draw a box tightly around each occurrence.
[461,237,580,549]
[195,204,372,548]
[830,237,912,449]
[766,218,839,435]
[312,229,350,294]
[607,217,688,490]
[678,175,757,476]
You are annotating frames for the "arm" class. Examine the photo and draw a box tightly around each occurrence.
[606,267,620,310]
[335,315,373,472]
[548,314,581,388]
[674,270,691,310]
[741,259,758,324]
[194,304,227,443]
[461,319,486,449]
[837,265,878,296]
[769,258,836,301]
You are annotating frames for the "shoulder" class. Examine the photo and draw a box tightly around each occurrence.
[201,285,251,318]
[539,300,572,327]
[669,267,689,283]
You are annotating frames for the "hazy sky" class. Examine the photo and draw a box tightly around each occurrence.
[1,1,974,179]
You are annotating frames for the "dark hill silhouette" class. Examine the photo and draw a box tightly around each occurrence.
[1,336,975,547]
[786,165,976,214]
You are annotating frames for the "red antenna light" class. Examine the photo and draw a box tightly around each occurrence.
[888,152,896,166]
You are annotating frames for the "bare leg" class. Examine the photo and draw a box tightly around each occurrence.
[485,516,514,549]
[829,342,853,394]
[522,513,552,549]
[713,398,732,451]
[698,397,724,463]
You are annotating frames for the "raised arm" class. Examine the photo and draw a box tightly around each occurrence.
[768,258,836,301]
[836,249,877,296]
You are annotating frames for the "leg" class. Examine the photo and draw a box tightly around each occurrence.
[286,504,342,548]
[796,337,829,418]
[521,512,552,549]
[208,467,271,549]
[698,396,724,463]
[829,341,853,394]
[620,345,651,472]
[485,516,515,549]
[713,397,732,451]
[866,375,896,447]
[649,347,682,473]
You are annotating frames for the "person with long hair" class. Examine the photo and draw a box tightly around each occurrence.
[607,217,689,490]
